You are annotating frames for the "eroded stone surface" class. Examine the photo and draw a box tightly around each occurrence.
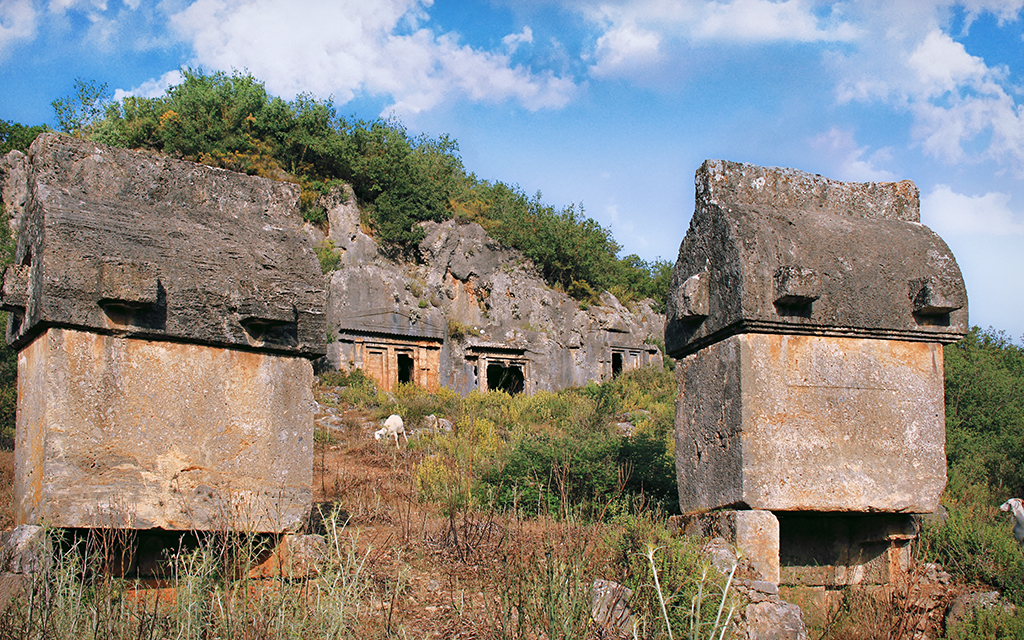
[323,217,664,394]
[0,525,50,574]
[1,133,327,356]
[666,160,967,358]
[15,328,314,532]
[740,600,808,640]
[672,510,780,584]
[674,333,946,513]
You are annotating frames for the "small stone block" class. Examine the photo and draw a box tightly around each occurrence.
[673,509,780,584]
[249,534,327,579]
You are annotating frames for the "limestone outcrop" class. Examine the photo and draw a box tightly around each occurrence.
[314,188,665,395]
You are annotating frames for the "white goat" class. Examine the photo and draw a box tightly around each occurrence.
[1000,498,1024,545]
[374,414,408,448]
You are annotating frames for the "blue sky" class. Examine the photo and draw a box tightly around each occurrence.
[1,0,1023,339]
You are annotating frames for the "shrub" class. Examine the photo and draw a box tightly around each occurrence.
[612,510,738,638]
[945,327,1024,497]
[478,424,622,518]
[314,239,341,273]
[920,494,1024,605]
[947,606,1024,640]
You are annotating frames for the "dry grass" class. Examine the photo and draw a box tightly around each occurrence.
[818,568,956,640]
[0,390,732,639]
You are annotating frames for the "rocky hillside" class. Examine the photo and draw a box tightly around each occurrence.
[306,185,665,394]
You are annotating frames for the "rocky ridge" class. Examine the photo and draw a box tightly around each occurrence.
[307,185,665,393]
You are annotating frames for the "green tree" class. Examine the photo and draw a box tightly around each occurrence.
[52,78,111,136]
[944,327,1024,495]
[0,119,49,155]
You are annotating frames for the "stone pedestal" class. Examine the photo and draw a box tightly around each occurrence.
[671,510,780,584]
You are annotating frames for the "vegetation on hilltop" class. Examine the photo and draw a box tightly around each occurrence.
[45,69,672,307]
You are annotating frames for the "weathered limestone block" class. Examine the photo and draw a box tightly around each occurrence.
[0,525,50,574]
[667,160,963,518]
[15,328,314,531]
[674,333,947,513]
[740,600,808,640]
[2,134,327,533]
[666,160,967,357]
[1,133,326,355]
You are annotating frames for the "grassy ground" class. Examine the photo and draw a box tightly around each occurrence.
[2,368,1024,638]
[0,372,737,639]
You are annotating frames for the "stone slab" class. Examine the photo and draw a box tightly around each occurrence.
[1,133,326,356]
[15,327,314,532]
[776,586,844,633]
[674,333,946,513]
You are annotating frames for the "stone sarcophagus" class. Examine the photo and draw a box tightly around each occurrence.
[666,160,966,590]
[1,133,327,532]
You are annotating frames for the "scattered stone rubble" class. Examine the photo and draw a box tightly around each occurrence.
[665,160,968,634]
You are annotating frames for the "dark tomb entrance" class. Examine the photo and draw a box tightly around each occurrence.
[397,353,414,384]
[612,352,623,377]
[487,363,525,394]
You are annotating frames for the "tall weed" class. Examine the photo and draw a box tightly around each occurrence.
[613,510,739,639]
[0,509,370,640]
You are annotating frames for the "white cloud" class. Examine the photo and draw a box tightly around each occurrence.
[922,185,1024,237]
[694,0,858,43]
[0,0,37,59]
[589,21,660,76]
[906,30,988,98]
[47,0,106,12]
[810,128,896,182]
[112,69,185,101]
[578,0,856,79]
[502,25,532,53]
[826,4,1024,172]
[168,0,575,116]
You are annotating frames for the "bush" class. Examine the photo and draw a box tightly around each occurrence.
[0,119,49,155]
[314,239,341,273]
[920,495,1024,605]
[945,327,1024,496]
[947,606,1024,640]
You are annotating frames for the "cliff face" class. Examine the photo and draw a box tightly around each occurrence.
[311,187,665,395]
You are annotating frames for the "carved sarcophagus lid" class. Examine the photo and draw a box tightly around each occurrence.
[665,160,967,359]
